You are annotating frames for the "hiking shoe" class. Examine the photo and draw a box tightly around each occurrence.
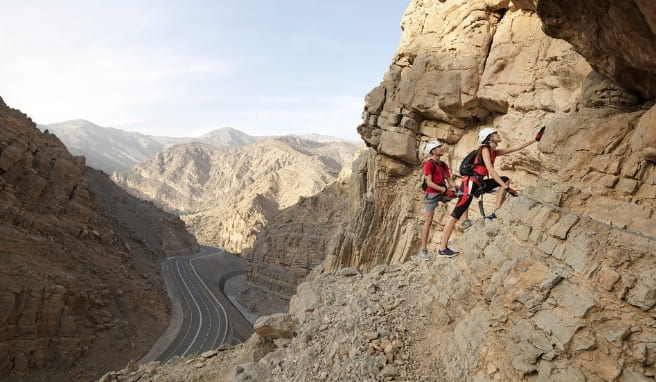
[437,248,459,257]
[460,219,473,230]
[418,248,430,260]
[485,211,497,220]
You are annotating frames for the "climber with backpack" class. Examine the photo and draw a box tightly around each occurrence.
[437,126,545,257]
[419,140,458,260]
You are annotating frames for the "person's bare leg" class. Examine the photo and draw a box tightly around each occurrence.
[421,210,434,250]
[439,215,458,251]
[496,181,510,209]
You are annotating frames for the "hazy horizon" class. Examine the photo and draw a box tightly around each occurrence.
[1,1,408,141]
[41,118,364,142]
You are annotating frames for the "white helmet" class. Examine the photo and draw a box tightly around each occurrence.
[478,127,497,145]
[425,140,443,154]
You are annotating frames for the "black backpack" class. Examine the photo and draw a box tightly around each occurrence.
[421,159,444,191]
[459,147,483,176]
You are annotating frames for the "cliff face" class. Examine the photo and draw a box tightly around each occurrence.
[331,0,654,270]
[112,137,360,253]
[245,0,655,298]
[244,150,367,306]
[0,98,199,381]
[231,0,655,378]
[321,0,655,378]
[99,0,655,380]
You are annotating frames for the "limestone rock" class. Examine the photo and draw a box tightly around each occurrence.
[632,103,656,163]
[538,0,656,98]
[244,150,367,305]
[26,0,656,380]
[253,313,298,340]
[112,137,361,253]
[0,96,199,381]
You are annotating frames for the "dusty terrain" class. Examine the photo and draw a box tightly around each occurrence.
[0,98,199,381]
[5,0,656,380]
[102,0,656,380]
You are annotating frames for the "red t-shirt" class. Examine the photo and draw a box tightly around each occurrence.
[473,146,497,176]
[424,159,451,194]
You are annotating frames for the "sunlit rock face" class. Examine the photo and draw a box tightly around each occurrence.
[249,0,656,377]
[348,0,595,269]
[97,0,655,380]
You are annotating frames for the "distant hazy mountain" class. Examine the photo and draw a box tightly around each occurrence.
[112,137,362,253]
[291,133,357,143]
[39,120,192,173]
[198,127,259,147]
[39,121,356,174]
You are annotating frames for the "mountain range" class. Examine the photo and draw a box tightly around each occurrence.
[40,120,357,174]
[40,119,362,253]
[0,98,199,381]
[5,0,656,380]
[111,135,362,253]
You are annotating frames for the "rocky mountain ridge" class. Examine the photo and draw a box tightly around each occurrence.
[42,120,357,174]
[241,149,365,312]
[103,0,656,380]
[246,0,656,302]
[0,98,200,381]
[43,119,361,255]
[111,136,361,253]
[40,120,193,174]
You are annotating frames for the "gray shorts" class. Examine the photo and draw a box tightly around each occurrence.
[424,192,446,212]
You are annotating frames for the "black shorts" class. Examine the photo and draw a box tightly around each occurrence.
[450,176,509,219]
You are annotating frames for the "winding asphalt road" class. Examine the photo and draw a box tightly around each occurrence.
[140,246,253,363]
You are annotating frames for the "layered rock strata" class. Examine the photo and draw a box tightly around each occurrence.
[234,0,655,378]
[112,137,360,253]
[99,0,655,380]
[244,150,367,306]
[0,97,199,381]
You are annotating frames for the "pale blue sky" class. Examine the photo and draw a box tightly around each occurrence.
[0,1,409,141]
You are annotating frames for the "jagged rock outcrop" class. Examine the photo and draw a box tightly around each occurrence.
[0,97,199,381]
[329,0,653,271]
[98,0,656,380]
[344,0,597,269]
[536,0,656,99]
[112,137,361,253]
[228,0,654,379]
[242,150,367,309]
